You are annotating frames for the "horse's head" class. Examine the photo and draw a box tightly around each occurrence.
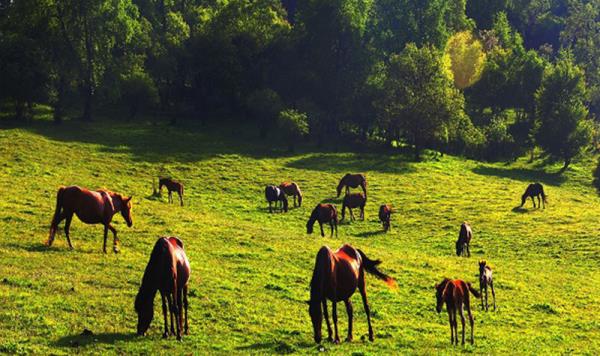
[120,196,133,227]
[307,299,323,344]
[335,182,343,198]
[455,239,463,256]
[306,218,314,234]
[435,279,449,313]
[520,193,527,207]
[135,290,154,336]
[479,260,487,274]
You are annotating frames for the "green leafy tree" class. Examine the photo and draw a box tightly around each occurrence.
[278,109,309,152]
[535,55,593,171]
[444,31,486,89]
[120,67,159,119]
[246,88,284,138]
[378,43,471,160]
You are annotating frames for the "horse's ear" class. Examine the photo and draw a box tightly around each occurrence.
[124,196,132,203]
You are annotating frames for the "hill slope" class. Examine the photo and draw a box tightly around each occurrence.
[0,120,599,354]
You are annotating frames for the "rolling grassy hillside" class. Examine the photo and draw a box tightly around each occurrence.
[0,118,599,355]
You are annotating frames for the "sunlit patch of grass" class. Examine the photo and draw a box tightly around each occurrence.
[0,119,599,354]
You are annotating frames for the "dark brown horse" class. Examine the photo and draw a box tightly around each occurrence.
[307,204,338,237]
[159,178,184,206]
[435,278,480,345]
[265,185,288,213]
[308,244,395,344]
[341,193,366,222]
[478,260,496,311]
[47,186,133,253]
[520,183,546,209]
[136,236,191,340]
[279,181,303,207]
[456,222,472,257]
[336,173,367,198]
[379,204,392,232]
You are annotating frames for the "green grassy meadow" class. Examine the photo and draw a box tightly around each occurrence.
[0,118,599,355]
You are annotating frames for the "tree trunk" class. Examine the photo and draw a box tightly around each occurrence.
[82,4,94,121]
[14,100,24,121]
[54,74,66,124]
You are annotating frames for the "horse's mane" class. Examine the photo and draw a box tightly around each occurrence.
[309,246,331,301]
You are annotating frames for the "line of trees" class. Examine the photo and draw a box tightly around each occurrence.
[1,1,599,169]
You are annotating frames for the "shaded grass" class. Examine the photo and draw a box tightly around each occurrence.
[0,119,599,354]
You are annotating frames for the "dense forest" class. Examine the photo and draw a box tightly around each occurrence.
[1,0,600,169]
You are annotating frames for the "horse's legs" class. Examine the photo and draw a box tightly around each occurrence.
[484,283,489,311]
[344,299,353,342]
[360,206,364,221]
[103,225,109,254]
[169,191,173,204]
[349,208,354,221]
[459,303,466,345]
[319,222,325,237]
[448,310,454,344]
[531,196,536,208]
[359,282,374,341]
[48,211,68,246]
[161,292,169,338]
[183,285,189,335]
[322,300,333,342]
[332,301,340,343]
[466,300,474,344]
[107,223,119,253]
[64,213,74,249]
[480,281,485,310]
[178,191,183,206]
[329,221,334,238]
[176,288,183,340]
[466,243,470,257]
[490,280,497,311]
[166,293,176,336]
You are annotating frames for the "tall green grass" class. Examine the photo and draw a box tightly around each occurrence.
[0,119,598,354]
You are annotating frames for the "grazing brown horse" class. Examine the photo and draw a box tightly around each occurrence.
[308,244,395,344]
[520,183,546,209]
[307,204,338,237]
[378,204,392,232]
[456,222,472,257]
[265,185,288,213]
[478,260,496,311]
[435,278,480,345]
[159,178,184,206]
[279,181,303,207]
[136,236,191,340]
[47,186,133,253]
[341,193,366,222]
[336,173,367,198]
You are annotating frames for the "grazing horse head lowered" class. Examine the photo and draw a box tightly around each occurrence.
[336,173,367,198]
[135,236,191,340]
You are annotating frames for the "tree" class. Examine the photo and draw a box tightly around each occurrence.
[120,67,159,119]
[535,54,593,171]
[378,43,471,160]
[278,109,309,152]
[466,0,511,30]
[444,31,486,89]
[246,88,284,138]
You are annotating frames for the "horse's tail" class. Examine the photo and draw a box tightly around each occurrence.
[362,175,367,198]
[48,187,65,244]
[467,282,481,298]
[357,249,396,288]
[294,182,302,206]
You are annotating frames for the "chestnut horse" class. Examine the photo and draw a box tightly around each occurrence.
[456,222,472,257]
[520,183,546,209]
[478,260,496,311]
[47,186,133,253]
[265,185,288,213]
[307,204,338,237]
[341,193,366,222]
[279,181,303,207]
[308,244,395,344]
[136,236,191,340]
[336,173,367,198]
[159,178,184,206]
[379,204,392,232]
[435,278,480,345]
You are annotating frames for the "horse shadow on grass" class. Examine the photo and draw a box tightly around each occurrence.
[53,332,139,348]
[472,165,566,186]
[236,340,314,354]
[355,230,386,238]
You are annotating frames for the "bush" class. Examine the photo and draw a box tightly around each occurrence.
[278,109,309,152]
